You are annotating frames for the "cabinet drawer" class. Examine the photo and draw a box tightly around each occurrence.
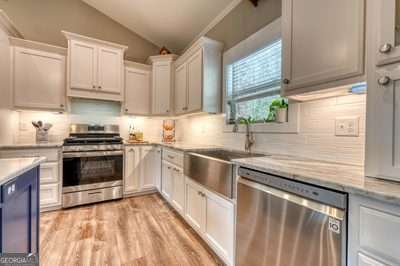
[40,162,59,184]
[162,148,184,167]
[40,183,60,207]
[0,148,59,162]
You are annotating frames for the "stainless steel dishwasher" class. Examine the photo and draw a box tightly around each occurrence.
[236,167,347,266]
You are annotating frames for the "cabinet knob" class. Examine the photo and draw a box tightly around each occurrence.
[125,108,129,112]
[378,76,391,86]
[379,43,393,54]
[166,110,170,113]
[282,79,290,85]
[60,104,64,108]
[92,85,96,89]
[98,86,102,89]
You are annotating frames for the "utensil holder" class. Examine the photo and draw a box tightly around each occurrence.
[36,129,49,143]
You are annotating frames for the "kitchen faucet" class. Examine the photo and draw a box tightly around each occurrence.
[232,117,255,153]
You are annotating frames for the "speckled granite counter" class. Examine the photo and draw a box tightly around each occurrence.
[124,141,221,152]
[233,154,400,206]
[0,157,46,185]
[0,142,63,149]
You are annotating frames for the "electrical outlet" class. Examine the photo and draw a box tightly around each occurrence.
[335,117,359,136]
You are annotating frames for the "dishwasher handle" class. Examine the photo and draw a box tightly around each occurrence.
[238,177,345,220]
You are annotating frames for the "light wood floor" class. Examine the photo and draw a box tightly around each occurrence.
[40,193,224,266]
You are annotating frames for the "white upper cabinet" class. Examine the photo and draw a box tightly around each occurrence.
[174,37,223,115]
[187,49,203,112]
[282,0,365,96]
[10,38,66,111]
[375,0,400,66]
[97,46,122,94]
[69,40,97,91]
[174,63,188,115]
[124,62,151,115]
[63,31,127,102]
[148,55,177,115]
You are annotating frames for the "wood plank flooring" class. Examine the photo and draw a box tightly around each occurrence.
[40,193,224,266]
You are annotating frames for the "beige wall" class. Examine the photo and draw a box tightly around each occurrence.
[0,0,160,62]
[206,0,281,51]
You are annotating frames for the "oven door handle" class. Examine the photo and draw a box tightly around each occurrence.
[63,150,123,158]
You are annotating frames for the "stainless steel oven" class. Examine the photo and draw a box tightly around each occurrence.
[62,124,124,208]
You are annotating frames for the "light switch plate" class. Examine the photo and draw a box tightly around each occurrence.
[335,116,359,136]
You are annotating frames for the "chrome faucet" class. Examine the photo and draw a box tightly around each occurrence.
[232,117,255,153]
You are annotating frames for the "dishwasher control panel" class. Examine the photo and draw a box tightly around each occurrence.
[238,167,347,209]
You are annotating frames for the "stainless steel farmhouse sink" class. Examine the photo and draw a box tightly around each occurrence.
[184,149,265,198]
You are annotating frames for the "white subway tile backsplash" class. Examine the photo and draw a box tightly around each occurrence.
[176,94,366,166]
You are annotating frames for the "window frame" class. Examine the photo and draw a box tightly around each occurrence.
[222,17,299,133]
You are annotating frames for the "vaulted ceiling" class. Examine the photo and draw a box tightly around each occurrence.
[82,0,237,53]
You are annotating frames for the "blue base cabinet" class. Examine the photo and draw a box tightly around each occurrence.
[1,167,39,254]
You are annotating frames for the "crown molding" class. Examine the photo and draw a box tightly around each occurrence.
[182,0,242,53]
[62,30,128,50]
[0,10,23,38]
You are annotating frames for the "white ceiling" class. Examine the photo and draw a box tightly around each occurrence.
[82,0,237,53]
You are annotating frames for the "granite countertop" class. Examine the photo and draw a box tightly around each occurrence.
[0,157,46,185]
[124,141,221,152]
[0,142,63,149]
[233,154,400,206]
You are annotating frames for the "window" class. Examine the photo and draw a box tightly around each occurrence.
[225,39,284,124]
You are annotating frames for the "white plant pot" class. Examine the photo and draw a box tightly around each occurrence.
[275,108,288,123]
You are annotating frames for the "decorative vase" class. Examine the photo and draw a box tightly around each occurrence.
[275,108,288,123]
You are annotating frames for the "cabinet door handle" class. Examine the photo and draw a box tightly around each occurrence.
[60,104,64,108]
[378,76,391,86]
[167,166,171,170]
[168,155,174,159]
[379,43,392,54]
[98,86,102,89]
[166,110,170,113]
[282,79,290,85]
[92,85,96,89]
[125,108,129,112]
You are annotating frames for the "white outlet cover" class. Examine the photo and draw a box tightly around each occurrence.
[335,116,360,136]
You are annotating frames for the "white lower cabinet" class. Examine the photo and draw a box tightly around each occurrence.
[349,195,400,266]
[124,145,161,195]
[40,183,61,207]
[161,160,174,200]
[171,166,185,214]
[184,178,234,266]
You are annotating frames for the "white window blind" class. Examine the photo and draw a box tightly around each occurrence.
[226,39,282,122]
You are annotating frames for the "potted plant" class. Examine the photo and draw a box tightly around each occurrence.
[266,98,288,123]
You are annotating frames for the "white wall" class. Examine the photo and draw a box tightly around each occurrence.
[176,94,366,166]
[0,27,18,144]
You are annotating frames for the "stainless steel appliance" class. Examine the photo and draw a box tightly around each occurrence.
[62,124,123,208]
[184,150,264,198]
[236,167,347,266]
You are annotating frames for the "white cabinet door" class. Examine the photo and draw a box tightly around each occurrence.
[375,0,400,66]
[187,49,203,113]
[282,0,364,95]
[70,40,97,91]
[125,67,151,115]
[152,62,172,115]
[185,179,205,232]
[174,63,188,115]
[124,147,141,194]
[375,66,400,180]
[13,47,66,110]
[204,189,234,265]
[141,146,161,190]
[98,46,122,94]
[40,162,59,184]
[358,253,387,266]
[171,166,185,214]
[161,160,173,200]
[153,147,162,191]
